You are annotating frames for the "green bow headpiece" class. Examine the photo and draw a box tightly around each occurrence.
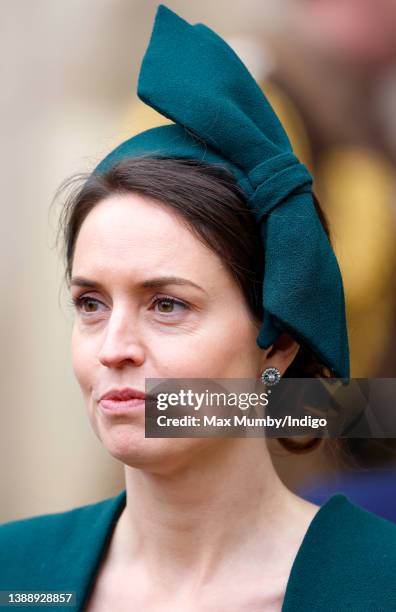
[95,4,350,378]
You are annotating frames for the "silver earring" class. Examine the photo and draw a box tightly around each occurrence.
[260,367,281,386]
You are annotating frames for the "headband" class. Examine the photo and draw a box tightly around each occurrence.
[94,4,350,378]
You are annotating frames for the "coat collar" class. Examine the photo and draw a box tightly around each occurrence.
[43,490,394,611]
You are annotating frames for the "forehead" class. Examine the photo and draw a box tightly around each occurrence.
[71,193,226,283]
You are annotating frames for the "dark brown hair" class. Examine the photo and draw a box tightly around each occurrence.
[56,156,332,453]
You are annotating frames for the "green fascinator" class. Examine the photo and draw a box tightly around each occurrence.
[95,4,350,378]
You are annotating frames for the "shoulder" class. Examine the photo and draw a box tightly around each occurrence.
[0,490,124,543]
[0,490,126,590]
[319,493,396,561]
[284,494,396,610]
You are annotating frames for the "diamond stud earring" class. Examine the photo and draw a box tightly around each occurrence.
[260,367,281,386]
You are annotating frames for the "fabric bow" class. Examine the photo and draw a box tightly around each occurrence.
[95,4,350,378]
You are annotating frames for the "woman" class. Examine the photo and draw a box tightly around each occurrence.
[1,5,395,611]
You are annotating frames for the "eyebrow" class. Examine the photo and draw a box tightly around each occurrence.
[69,275,207,295]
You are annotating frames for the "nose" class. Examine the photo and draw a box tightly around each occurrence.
[97,308,145,369]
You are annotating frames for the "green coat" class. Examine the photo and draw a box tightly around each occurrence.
[1,491,395,611]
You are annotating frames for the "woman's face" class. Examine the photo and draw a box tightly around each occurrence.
[70,193,267,472]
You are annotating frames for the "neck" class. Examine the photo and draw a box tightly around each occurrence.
[110,439,305,593]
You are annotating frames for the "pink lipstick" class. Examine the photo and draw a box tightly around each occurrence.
[99,387,146,415]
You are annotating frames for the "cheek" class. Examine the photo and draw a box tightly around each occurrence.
[71,326,104,439]
[71,326,95,399]
[154,311,261,378]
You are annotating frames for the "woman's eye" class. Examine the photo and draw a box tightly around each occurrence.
[70,296,105,315]
[152,296,189,315]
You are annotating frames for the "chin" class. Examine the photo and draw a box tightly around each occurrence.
[97,424,212,475]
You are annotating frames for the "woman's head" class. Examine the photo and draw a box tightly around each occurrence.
[57,157,330,468]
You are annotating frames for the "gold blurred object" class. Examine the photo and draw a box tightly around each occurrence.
[318,148,396,376]
[119,99,171,140]
[262,81,313,172]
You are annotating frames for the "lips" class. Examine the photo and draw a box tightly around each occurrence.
[100,388,146,401]
[98,387,148,416]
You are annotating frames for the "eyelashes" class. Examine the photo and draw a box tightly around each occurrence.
[151,295,189,315]
[68,294,190,318]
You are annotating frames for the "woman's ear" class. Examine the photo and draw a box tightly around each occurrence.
[260,333,300,376]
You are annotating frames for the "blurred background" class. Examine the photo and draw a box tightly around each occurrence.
[1,0,396,523]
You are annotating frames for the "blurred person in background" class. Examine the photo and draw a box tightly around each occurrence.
[257,0,396,520]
